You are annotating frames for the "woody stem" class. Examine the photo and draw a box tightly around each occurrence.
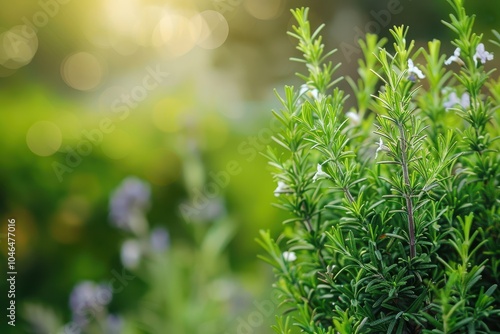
[398,123,416,259]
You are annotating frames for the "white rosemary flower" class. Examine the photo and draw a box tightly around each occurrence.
[375,138,385,159]
[346,111,361,126]
[407,59,425,81]
[312,163,329,182]
[283,251,297,262]
[299,84,320,101]
[274,181,292,197]
[445,47,463,66]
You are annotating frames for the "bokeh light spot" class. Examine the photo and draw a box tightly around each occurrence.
[133,6,163,47]
[153,12,199,57]
[61,52,104,91]
[244,0,284,20]
[105,0,140,35]
[194,11,229,50]
[0,25,38,70]
[26,121,62,157]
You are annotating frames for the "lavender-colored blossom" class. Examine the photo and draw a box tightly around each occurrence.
[474,43,493,65]
[461,92,471,107]
[62,322,83,334]
[149,226,170,252]
[443,91,470,110]
[69,281,112,326]
[109,177,151,230]
[106,314,123,334]
[443,92,459,109]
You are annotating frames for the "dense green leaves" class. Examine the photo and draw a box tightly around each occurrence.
[261,3,500,333]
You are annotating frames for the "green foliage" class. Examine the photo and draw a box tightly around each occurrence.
[261,2,500,333]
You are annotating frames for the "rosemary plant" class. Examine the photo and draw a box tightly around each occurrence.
[260,1,500,333]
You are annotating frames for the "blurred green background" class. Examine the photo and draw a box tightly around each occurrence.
[0,0,498,333]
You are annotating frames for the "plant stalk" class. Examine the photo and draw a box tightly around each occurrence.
[398,123,417,259]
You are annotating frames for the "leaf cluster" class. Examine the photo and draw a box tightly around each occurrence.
[260,3,500,333]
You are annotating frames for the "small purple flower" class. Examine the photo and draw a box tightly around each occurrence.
[461,92,471,107]
[106,314,123,334]
[109,177,151,230]
[69,281,112,326]
[149,226,170,252]
[474,43,493,65]
[443,91,470,110]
